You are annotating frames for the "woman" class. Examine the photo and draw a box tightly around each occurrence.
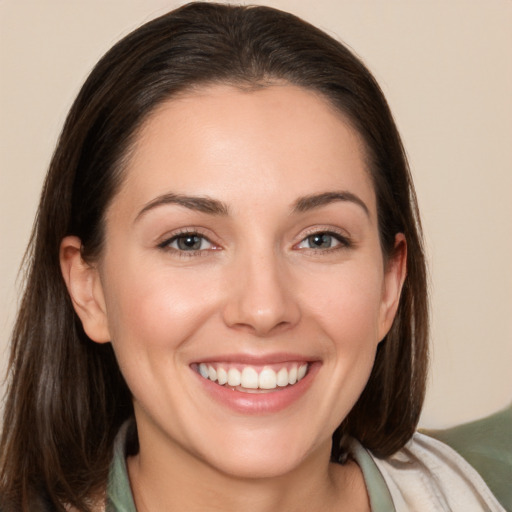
[0,3,506,511]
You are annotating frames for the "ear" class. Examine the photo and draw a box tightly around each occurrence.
[378,233,407,341]
[60,236,111,343]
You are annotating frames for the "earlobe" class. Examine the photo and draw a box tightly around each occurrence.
[59,236,111,343]
[378,233,407,341]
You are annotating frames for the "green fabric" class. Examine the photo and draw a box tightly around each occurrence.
[106,423,137,512]
[349,439,396,511]
[423,404,512,512]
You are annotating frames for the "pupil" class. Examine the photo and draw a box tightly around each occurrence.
[178,235,201,250]
[310,234,331,248]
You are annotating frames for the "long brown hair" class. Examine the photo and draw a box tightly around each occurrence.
[0,3,428,510]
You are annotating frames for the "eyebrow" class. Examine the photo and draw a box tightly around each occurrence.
[135,193,229,221]
[292,191,370,217]
[135,189,369,222]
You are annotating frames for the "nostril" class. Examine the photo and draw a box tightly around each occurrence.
[229,318,294,337]
[273,320,293,333]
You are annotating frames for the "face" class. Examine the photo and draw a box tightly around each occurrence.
[64,84,405,479]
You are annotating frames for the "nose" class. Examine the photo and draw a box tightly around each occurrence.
[222,249,301,337]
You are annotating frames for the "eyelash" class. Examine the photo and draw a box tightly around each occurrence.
[158,229,218,257]
[158,228,352,257]
[294,229,352,253]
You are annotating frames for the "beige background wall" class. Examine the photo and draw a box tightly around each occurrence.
[1,0,511,429]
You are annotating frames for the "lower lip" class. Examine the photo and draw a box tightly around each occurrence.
[192,363,319,415]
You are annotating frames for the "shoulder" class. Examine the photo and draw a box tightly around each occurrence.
[423,404,512,511]
[368,429,507,511]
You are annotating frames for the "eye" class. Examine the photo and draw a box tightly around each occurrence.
[160,232,215,252]
[296,231,349,250]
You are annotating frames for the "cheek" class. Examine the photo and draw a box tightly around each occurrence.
[299,262,384,341]
[290,263,385,431]
[101,259,223,354]
[100,262,226,415]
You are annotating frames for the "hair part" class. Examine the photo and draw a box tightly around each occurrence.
[0,3,428,510]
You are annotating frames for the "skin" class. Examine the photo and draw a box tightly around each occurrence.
[60,84,406,511]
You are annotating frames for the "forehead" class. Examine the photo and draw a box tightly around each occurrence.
[114,84,375,218]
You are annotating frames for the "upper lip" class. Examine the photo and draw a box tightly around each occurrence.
[191,352,317,365]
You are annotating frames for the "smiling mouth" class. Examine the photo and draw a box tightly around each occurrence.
[193,362,309,393]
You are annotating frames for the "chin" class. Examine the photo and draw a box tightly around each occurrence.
[207,451,309,480]
[194,428,330,480]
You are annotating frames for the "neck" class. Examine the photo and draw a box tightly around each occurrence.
[127,426,369,512]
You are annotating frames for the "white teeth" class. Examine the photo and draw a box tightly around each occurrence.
[288,366,298,385]
[199,363,209,379]
[217,366,228,385]
[241,367,259,389]
[276,367,289,387]
[208,365,217,381]
[227,368,241,386]
[298,363,307,381]
[197,362,309,390]
[259,368,277,389]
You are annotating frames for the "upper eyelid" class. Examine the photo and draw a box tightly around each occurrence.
[159,227,214,242]
[296,225,351,241]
